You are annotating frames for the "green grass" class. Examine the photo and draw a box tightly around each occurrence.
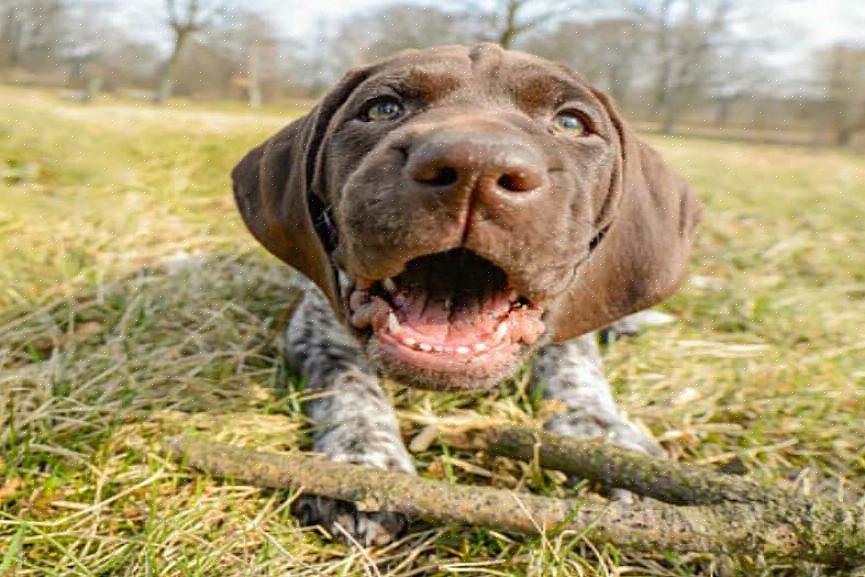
[1,85,864,576]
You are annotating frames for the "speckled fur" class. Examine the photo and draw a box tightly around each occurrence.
[285,277,414,545]
[286,279,660,543]
[531,335,662,456]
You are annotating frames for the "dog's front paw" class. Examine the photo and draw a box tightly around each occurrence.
[544,408,663,501]
[292,495,408,546]
[545,408,663,457]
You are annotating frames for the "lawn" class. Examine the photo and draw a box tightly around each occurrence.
[1,85,864,576]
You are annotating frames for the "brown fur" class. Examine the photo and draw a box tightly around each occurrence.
[232,44,700,363]
[231,44,702,544]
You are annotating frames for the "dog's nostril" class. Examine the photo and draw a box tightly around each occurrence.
[497,170,541,193]
[415,166,459,187]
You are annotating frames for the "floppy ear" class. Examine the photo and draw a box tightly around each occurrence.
[550,92,702,342]
[231,68,373,313]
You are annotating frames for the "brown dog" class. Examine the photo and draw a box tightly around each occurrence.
[233,43,701,544]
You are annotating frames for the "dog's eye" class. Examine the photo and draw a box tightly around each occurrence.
[553,111,589,135]
[362,98,404,122]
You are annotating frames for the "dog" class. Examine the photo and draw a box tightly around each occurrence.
[232,43,701,545]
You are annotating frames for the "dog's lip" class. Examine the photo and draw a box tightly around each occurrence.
[347,280,545,350]
[374,329,522,374]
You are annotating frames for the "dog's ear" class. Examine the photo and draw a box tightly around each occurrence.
[231,68,372,311]
[550,90,702,341]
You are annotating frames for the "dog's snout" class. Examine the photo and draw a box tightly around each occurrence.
[407,131,544,196]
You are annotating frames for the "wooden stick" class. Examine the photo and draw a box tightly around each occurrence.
[483,426,786,506]
[165,434,865,566]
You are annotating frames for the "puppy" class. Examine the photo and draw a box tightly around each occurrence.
[232,43,701,545]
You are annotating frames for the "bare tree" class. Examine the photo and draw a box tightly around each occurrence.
[227,12,277,107]
[622,0,739,133]
[460,0,585,49]
[330,4,481,68]
[0,0,69,72]
[526,18,649,107]
[156,0,223,103]
[817,43,865,146]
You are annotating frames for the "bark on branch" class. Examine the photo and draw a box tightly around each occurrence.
[165,427,865,567]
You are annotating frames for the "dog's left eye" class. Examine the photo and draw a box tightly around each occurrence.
[362,98,404,122]
[553,111,589,135]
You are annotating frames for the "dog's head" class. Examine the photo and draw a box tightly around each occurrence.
[232,44,701,392]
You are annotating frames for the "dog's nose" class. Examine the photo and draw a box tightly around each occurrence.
[407,130,544,196]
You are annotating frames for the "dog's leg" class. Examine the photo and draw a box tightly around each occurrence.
[285,282,414,546]
[600,310,677,342]
[531,334,662,457]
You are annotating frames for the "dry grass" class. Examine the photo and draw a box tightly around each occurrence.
[1,85,864,576]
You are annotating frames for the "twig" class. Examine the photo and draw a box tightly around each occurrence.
[165,432,865,566]
[483,426,786,506]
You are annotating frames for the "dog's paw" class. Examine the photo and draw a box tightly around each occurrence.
[544,409,663,501]
[292,495,408,546]
[545,409,663,457]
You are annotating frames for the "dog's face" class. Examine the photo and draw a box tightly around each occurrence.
[233,44,700,391]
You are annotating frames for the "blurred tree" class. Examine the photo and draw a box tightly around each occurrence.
[817,43,865,146]
[156,0,225,103]
[0,0,69,72]
[190,10,283,105]
[331,3,480,67]
[621,0,739,133]
[460,0,585,49]
[526,18,649,108]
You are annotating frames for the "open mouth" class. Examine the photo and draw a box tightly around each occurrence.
[348,249,546,384]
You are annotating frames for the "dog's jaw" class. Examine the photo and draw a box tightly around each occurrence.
[341,249,548,391]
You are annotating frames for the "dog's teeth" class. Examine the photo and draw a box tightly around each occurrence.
[382,278,397,293]
[418,343,433,352]
[337,269,351,297]
[473,343,487,353]
[403,336,417,347]
[387,312,400,334]
[456,346,470,355]
[433,345,444,352]
[494,322,509,342]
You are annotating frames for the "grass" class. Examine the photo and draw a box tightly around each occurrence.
[0,84,864,576]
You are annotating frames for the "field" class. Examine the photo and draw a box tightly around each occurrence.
[1,86,864,576]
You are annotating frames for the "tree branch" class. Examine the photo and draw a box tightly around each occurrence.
[165,427,865,566]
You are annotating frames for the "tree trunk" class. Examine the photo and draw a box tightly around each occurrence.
[835,126,853,147]
[247,43,262,108]
[496,0,520,49]
[715,96,734,128]
[155,28,190,104]
[498,27,517,49]
[659,95,677,134]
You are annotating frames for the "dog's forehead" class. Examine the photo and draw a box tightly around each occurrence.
[370,45,591,109]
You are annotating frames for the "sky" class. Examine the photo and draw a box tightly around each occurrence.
[266,0,863,46]
[113,0,864,55]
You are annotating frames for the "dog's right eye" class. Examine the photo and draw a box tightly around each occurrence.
[361,98,404,122]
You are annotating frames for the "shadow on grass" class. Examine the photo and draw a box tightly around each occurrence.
[0,252,311,468]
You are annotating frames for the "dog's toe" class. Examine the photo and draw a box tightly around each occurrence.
[292,495,408,546]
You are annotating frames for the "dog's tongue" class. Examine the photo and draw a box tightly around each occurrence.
[350,250,546,350]
[380,251,543,347]
[396,284,515,345]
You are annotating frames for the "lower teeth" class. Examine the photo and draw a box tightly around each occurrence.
[387,312,400,333]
